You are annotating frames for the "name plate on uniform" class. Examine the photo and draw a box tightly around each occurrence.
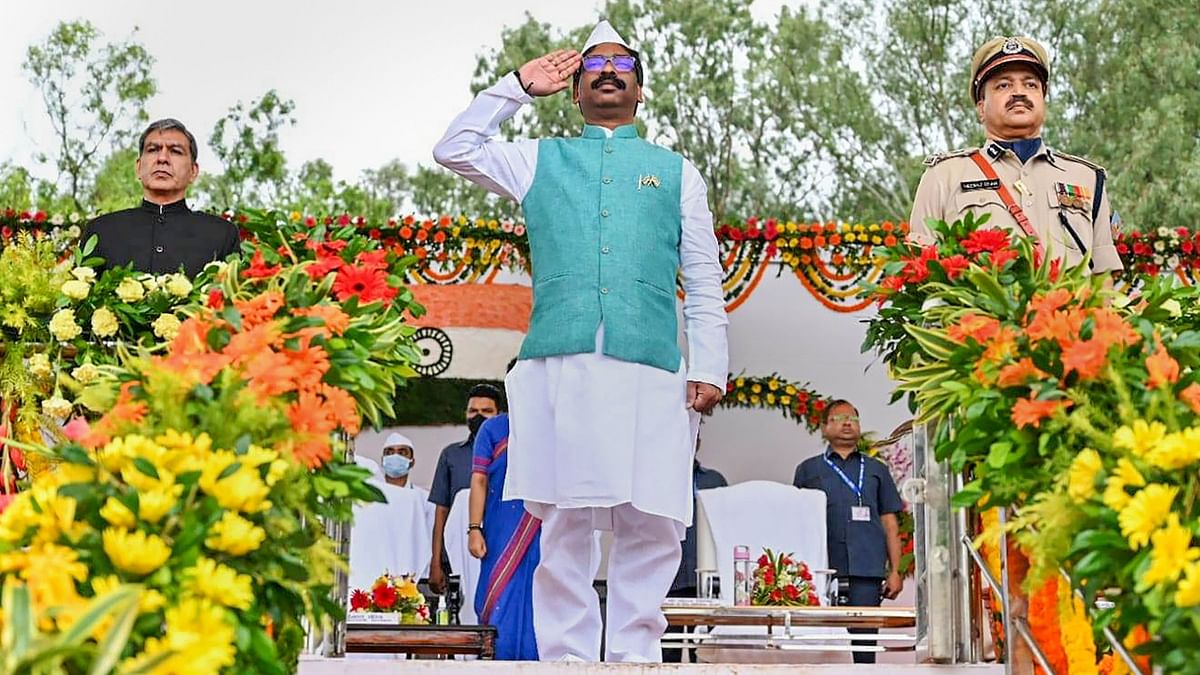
[960,179,1000,191]
[347,612,403,625]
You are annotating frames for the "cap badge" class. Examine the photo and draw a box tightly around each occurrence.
[1002,37,1022,54]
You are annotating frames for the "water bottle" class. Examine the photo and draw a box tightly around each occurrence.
[436,594,449,625]
[733,545,752,606]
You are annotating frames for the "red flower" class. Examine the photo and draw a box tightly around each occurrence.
[333,264,397,304]
[243,249,282,279]
[988,248,1019,269]
[757,554,769,566]
[770,589,782,603]
[350,589,371,611]
[729,228,744,242]
[356,250,389,270]
[307,255,343,280]
[305,216,316,227]
[763,569,776,586]
[938,254,970,279]
[784,584,800,600]
[336,214,351,226]
[207,289,225,310]
[961,228,1011,255]
[372,584,398,610]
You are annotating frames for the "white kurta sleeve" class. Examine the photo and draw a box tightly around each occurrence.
[432,74,539,203]
[679,159,729,389]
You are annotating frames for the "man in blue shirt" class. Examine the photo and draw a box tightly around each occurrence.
[793,399,904,664]
[427,383,503,594]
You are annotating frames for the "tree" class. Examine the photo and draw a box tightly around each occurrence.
[22,20,156,211]
[89,147,142,214]
[198,90,295,209]
[0,164,36,212]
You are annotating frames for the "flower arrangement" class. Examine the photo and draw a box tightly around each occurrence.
[721,373,830,432]
[751,549,819,607]
[867,214,1200,670]
[349,574,430,624]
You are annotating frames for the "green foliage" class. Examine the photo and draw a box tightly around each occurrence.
[22,20,156,211]
[382,377,504,427]
[198,90,296,209]
[89,148,142,215]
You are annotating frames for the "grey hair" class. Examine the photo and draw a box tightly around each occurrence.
[138,118,198,162]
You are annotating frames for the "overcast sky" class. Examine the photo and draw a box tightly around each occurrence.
[1,0,794,189]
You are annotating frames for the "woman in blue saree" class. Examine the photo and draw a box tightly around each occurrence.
[468,413,540,660]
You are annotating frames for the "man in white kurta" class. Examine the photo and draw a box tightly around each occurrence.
[433,21,728,662]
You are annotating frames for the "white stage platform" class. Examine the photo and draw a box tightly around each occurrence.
[299,658,1002,674]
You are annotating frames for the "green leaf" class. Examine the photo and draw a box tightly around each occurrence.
[86,586,142,675]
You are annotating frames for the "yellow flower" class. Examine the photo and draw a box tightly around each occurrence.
[61,278,90,300]
[1145,427,1200,470]
[165,273,193,298]
[49,308,82,341]
[1112,420,1166,458]
[138,484,182,523]
[103,528,172,576]
[1066,449,1103,503]
[785,385,797,395]
[1140,515,1199,588]
[1176,562,1200,607]
[205,511,266,556]
[736,392,747,403]
[265,458,291,487]
[779,395,792,406]
[751,384,762,394]
[155,429,211,474]
[71,266,96,283]
[115,278,145,303]
[124,597,237,674]
[41,396,72,419]
[28,352,51,379]
[92,575,166,614]
[735,377,745,388]
[91,306,119,337]
[100,497,137,528]
[1103,458,1146,511]
[289,211,301,222]
[121,463,175,494]
[72,362,100,383]
[750,395,761,405]
[152,313,181,340]
[766,393,776,405]
[186,558,254,610]
[767,379,780,391]
[199,451,271,513]
[1118,484,1178,549]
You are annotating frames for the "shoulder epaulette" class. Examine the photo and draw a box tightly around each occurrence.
[1049,149,1106,174]
[923,148,976,167]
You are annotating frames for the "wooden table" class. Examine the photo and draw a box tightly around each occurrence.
[662,603,917,653]
[345,624,497,659]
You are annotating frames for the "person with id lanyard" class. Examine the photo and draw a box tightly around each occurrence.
[793,399,904,664]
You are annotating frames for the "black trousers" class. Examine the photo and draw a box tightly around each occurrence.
[662,587,697,663]
[846,576,884,664]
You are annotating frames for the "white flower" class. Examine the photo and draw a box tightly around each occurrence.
[115,278,144,303]
[141,275,161,293]
[68,212,80,224]
[60,279,90,300]
[41,396,73,420]
[152,313,182,341]
[165,274,193,298]
[1154,255,1165,265]
[1154,241,1166,253]
[72,363,100,384]
[91,307,119,337]
[28,353,52,379]
[1158,227,1170,238]
[1168,255,1181,268]
[71,266,96,283]
[66,225,81,238]
[50,213,64,225]
[49,309,82,341]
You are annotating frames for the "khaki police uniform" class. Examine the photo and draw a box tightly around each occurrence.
[907,35,1123,274]
[908,140,1123,273]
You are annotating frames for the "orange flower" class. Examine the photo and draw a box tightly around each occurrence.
[235,292,286,330]
[294,304,350,340]
[1146,340,1180,389]
[1027,577,1069,675]
[223,322,283,364]
[169,317,213,357]
[1012,396,1071,429]
[1090,308,1140,348]
[286,345,331,391]
[1180,383,1200,414]
[244,351,300,397]
[321,384,361,435]
[997,358,1047,388]
[1061,338,1109,380]
[288,389,338,436]
[947,313,1001,345]
[1027,288,1073,318]
[1026,308,1085,347]
[980,326,1018,364]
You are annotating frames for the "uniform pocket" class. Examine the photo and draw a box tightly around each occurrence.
[1046,189,1093,254]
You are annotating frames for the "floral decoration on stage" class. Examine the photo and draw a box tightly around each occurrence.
[349,573,431,624]
[867,213,1200,671]
[0,226,424,671]
[751,548,820,607]
[720,373,831,432]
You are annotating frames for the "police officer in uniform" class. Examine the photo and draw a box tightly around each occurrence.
[908,36,1123,275]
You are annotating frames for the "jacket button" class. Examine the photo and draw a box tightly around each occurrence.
[600,209,610,217]
[603,177,612,184]
[600,287,609,295]
[155,245,164,253]
[601,246,611,254]
[604,145,613,153]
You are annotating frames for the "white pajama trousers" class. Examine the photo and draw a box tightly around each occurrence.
[530,503,683,662]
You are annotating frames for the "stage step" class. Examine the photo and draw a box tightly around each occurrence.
[300,658,1002,674]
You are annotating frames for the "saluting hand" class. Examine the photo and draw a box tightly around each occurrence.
[517,49,582,97]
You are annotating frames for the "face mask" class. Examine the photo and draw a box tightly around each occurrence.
[467,414,487,435]
[382,454,412,478]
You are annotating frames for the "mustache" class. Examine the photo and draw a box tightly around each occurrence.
[592,73,626,90]
[1007,96,1033,110]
